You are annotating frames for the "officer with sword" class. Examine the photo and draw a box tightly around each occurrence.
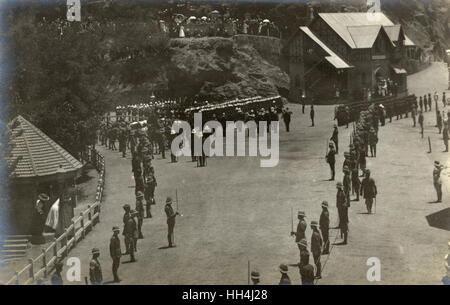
[164,191,182,248]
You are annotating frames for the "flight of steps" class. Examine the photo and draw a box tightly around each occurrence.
[0,235,31,263]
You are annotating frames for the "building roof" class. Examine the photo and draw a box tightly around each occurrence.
[347,25,383,49]
[318,12,415,48]
[300,26,353,69]
[7,115,83,180]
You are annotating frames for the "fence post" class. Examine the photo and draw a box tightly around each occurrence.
[28,258,34,281]
[53,237,57,258]
[63,229,69,257]
[87,205,92,228]
[80,212,85,239]
[71,220,77,246]
[42,248,47,278]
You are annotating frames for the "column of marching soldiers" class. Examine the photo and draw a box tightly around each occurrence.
[50,93,448,285]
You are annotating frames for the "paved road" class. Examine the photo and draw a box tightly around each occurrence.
[62,62,448,285]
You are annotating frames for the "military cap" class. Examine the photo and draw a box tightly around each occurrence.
[365,169,371,174]
[310,221,318,227]
[166,197,173,204]
[435,161,441,168]
[38,193,50,202]
[279,264,288,274]
[251,270,260,280]
[136,191,144,199]
[321,201,328,208]
[297,238,308,248]
[112,226,120,232]
[91,248,100,254]
[297,211,306,217]
[123,204,131,210]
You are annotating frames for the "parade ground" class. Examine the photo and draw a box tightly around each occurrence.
[49,63,450,285]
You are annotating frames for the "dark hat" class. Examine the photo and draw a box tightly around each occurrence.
[251,270,260,280]
[38,193,50,202]
[297,211,305,217]
[310,220,318,227]
[435,161,441,167]
[166,197,173,204]
[91,248,100,254]
[279,264,288,274]
[123,204,131,210]
[136,191,144,199]
[321,201,328,208]
[336,181,343,188]
[112,226,120,232]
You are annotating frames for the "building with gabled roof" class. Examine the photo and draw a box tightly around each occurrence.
[5,115,81,239]
[287,12,417,102]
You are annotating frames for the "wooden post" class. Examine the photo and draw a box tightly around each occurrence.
[42,248,47,278]
[63,228,69,257]
[72,220,77,246]
[87,205,92,228]
[428,136,432,153]
[28,258,34,281]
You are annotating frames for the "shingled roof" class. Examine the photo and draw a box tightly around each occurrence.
[7,115,83,180]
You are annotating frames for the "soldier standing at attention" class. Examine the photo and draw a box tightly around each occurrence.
[433,161,444,203]
[282,107,293,132]
[278,264,291,285]
[135,191,145,239]
[360,169,378,214]
[144,172,157,218]
[119,127,127,158]
[319,201,330,255]
[438,111,443,134]
[310,221,323,279]
[411,103,417,127]
[165,197,179,248]
[443,125,449,152]
[336,181,348,244]
[310,105,315,127]
[330,124,339,154]
[297,238,311,283]
[419,96,423,112]
[418,110,424,138]
[89,248,103,285]
[368,127,378,157]
[326,142,336,181]
[343,166,351,206]
[359,146,367,177]
[291,211,307,243]
[109,226,121,283]
[122,204,131,254]
[124,210,138,262]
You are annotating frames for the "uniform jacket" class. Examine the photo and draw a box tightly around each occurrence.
[300,264,315,285]
[326,148,336,164]
[299,248,310,269]
[311,231,323,257]
[360,177,377,199]
[433,167,442,184]
[124,217,138,239]
[165,204,177,224]
[109,235,121,259]
[295,220,307,242]
[343,174,351,195]
[89,258,103,284]
[319,210,329,230]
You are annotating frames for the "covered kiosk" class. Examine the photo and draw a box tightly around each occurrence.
[6,115,83,244]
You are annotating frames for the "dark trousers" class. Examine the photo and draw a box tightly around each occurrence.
[444,139,448,152]
[125,236,136,261]
[329,162,335,180]
[321,228,329,254]
[284,120,290,132]
[434,183,442,202]
[168,220,175,246]
[112,257,120,281]
[370,144,376,157]
[313,254,321,277]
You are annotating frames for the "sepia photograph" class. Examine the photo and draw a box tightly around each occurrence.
[0,0,449,292]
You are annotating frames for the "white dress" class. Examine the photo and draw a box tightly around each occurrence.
[179,26,185,38]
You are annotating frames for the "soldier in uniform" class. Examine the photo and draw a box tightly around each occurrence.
[360,169,378,214]
[443,125,449,152]
[330,124,339,154]
[326,142,336,181]
[135,191,145,239]
[134,167,145,197]
[319,201,330,255]
[109,226,121,283]
[368,127,378,158]
[282,107,292,132]
[251,270,260,285]
[119,127,127,158]
[124,210,138,262]
[336,181,348,244]
[419,110,424,138]
[122,204,131,254]
[359,146,367,177]
[297,238,311,284]
[438,111,443,134]
[351,154,361,201]
[343,166,351,206]
[310,105,315,127]
[419,96,424,112]
[310,221,323,279]
[144,172,157,218]
[278,264,291,285]
[433,161,444,202]
[165,197,180,248]
[89,248,103,285]
[291,211,307,242]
